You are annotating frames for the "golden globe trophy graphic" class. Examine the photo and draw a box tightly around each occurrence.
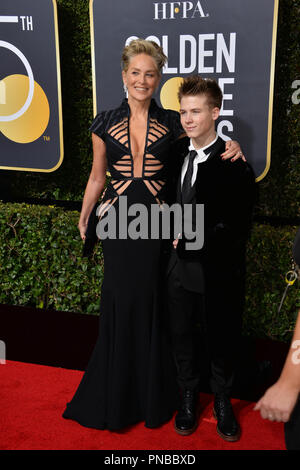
[0,1,63,172]
[160,76,184,112]
[0,40,50,144]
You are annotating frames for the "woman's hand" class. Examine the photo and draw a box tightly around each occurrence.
[173,233,181,249]
[78,133,107,242]
[254,312,300,423]
[221,140,246,162]
[78,219,88,241]
[254,380,300,423]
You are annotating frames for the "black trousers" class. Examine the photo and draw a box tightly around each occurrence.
[166,259,204,392]
[285,397,300,450]
[166,256,243,396]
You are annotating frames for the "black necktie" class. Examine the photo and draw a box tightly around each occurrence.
[181,150,197,204]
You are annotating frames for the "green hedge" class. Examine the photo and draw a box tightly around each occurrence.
[0,202,103,315]
[244,224,299,341]
[0,202,299,341]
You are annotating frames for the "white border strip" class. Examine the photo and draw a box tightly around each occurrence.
[0,16,19,23]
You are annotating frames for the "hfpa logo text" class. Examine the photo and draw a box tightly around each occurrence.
[153,1,209,20]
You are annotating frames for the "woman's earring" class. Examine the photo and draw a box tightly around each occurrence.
[123,84,128,95]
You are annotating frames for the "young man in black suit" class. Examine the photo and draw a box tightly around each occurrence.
[166,75,256,441]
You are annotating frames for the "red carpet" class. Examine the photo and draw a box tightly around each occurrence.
[0,361,286,450]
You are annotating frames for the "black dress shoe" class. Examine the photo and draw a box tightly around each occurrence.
[213,393,241,442]
[174,389,199,436]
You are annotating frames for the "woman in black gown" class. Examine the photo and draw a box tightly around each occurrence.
[62,39,242,431]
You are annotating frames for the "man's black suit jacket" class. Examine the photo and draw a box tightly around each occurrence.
[165,136,256,296]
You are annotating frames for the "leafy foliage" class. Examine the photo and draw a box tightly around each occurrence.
[244,224,300,341]
[0,203,299,340]
[0,202,103,315]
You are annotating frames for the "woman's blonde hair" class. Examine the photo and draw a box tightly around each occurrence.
[121,39,167,74]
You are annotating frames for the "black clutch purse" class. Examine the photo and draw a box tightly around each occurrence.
[82,201,99,257]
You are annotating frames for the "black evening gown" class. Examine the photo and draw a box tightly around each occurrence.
[62,99,184,430]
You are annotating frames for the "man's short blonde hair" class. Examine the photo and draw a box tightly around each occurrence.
[178,75,223,109]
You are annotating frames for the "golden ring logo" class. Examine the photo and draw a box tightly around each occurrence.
[0,40,50,143]
[160,76,184,112]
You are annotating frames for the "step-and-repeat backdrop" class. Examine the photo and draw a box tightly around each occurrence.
[91,0,279,181]
[0,0,63,172]
[0,0,279,180]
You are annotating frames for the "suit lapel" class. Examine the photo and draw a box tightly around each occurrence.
[203,137,225,162]
[193,137,225,189]
[173,138,188,203]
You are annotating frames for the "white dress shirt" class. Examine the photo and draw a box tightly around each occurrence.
[181,134,219,188]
